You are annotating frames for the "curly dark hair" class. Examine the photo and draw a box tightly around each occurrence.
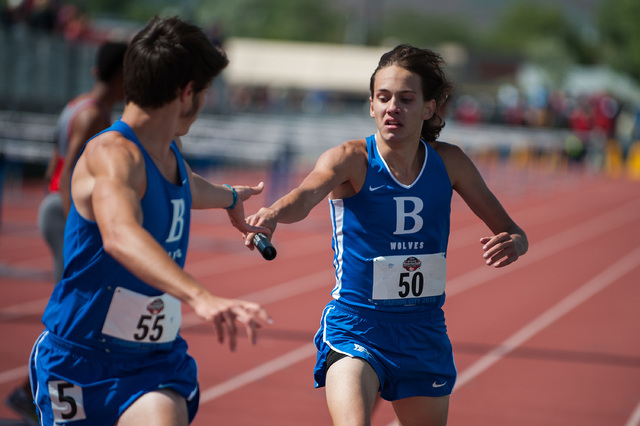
[370,44,453,141]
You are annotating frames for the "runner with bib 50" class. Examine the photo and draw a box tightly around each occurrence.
[243,44,528,426]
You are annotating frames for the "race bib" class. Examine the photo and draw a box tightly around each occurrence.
[102,287,181,344]
[372,253,446,305]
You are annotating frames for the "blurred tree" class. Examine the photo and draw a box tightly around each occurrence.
[374,9,473,48]
[198,0,346,43]
[523,37,574,89]
[484,1,596,65]
[65,0,130,18]
[597,0,640,81]
[64,0,181,23]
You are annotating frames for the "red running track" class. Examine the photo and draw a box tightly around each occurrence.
[1,162,639,425]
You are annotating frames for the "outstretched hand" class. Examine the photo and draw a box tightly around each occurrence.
[193,293,272,351]
[480,232,522,268]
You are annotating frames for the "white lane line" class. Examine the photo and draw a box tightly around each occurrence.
[446,198,640,296]
[180,270,330,328]
[200,343,316,403]
[625,400,640,426]
[185,233,329,278]
[0,365,28,384]
[198,203,640,405]
[0,297,49,321]
[384,246,640,426]
[4,198,640,401]
[453,245,640,391]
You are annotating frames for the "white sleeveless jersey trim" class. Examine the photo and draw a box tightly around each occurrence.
[373,134,428,189]
[330,199,345,300]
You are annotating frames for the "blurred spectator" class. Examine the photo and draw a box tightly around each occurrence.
[592,94,618,137]
[454,94,483,124]
[568,98,592,134]
[28,0,56,32]
[1,0,93,40]
[57,3,89,41]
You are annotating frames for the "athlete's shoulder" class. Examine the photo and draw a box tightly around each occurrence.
[429,140,480,188]
[340,138,368,155]
[319,138,367,166]
[428,140,470,165]
[84,130,144,169]
[428,140,460,154]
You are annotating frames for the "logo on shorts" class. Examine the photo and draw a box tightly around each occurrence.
[402,256,422,272]
[353,344,372,358]
[147,298,165,315]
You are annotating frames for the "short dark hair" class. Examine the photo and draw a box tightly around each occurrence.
[124,15,229,109]
[370,44,453,141]
[96,41,128,82]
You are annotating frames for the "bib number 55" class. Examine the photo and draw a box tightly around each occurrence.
[134,314,165,341]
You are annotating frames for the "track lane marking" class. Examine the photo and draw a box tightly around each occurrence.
[385,245,640,426]
[199,343,316,403]
[446,198,640,296]
[3,197,640,412]
[626,400,640,426]
[453,245,640,391]
[196,200,640,405]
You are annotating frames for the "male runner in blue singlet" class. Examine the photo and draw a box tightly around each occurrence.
[244,45,528,425]
[5,40,128,426]
[29,16,271,426]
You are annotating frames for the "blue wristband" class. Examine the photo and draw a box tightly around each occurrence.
[223,184,238,210]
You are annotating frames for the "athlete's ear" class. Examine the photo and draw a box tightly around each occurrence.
[178,81,196,102]
[423,99,436,121]
[369,96,375,118]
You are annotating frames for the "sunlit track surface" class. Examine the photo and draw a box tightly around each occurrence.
[1,161,639,426]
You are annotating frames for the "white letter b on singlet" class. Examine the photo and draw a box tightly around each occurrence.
[166,199,185,243]
[393,197,424,235]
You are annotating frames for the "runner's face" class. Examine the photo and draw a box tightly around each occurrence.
[370,65,433,144]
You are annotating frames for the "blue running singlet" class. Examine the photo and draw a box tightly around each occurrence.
[329,135,452,312]
[314,135,457,400]
[31,120,199,425]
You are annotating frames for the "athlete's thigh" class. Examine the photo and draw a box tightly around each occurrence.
[116,389,188,426]
[325,357,380,426]
[392,395,449,426]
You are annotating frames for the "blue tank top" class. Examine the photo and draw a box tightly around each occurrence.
[329,135,452,313]
[42,120,192,353]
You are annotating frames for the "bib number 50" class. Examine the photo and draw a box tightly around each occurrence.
[398,272,424,298]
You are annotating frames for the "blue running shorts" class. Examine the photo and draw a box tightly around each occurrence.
[29,331,199,425]
[314,300,457,400]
